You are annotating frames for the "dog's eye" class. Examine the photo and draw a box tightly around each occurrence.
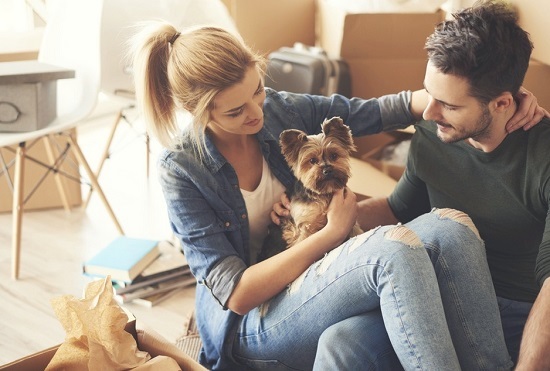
[329,153,338,161]
[309,158,318,165]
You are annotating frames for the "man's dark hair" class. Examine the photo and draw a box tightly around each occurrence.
[425,0,533,103]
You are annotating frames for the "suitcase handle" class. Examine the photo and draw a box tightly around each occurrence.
[293,42,327,57]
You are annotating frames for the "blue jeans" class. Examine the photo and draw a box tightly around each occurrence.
[229,209,513,370]
[498,296,533,365]
[312,291,533,370]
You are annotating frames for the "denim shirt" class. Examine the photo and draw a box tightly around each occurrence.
[157,88,414,370]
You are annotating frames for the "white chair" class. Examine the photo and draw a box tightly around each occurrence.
[0,0,124,279]
[84,0,239,208]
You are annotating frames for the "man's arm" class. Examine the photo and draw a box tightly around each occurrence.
[357,197,399,231]
[515,277,550,370]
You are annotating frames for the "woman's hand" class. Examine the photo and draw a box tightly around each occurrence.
[324,187,359,245]
[270,192,291,225]
[506,86,550,133]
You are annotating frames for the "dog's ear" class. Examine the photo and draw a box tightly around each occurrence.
[280,129,308,166]
[321,117,356,153]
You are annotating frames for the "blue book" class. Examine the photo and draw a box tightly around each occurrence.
[83,237,160,283]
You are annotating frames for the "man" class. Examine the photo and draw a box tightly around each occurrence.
[357,1,550,368]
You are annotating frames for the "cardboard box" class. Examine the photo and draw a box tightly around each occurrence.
[353,130,413,182]
[348,157,397,200]
[346,58,428,101]
[317,0,444,98]
[524,59,550,111]
[0,61,74,132]
[348,130,416,198]
[512,0,550,66]
[0,28,42,63]
[0,130,82,213]
[0,317,206,371]
[221,0,315,56]
[0,82,57,132]
[317,2,443,60]
[0,316,137,371]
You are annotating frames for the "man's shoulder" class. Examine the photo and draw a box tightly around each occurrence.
[413,120,438,134]
[411,120,440,144]
[526,117,550,158]
[530,116,550,134]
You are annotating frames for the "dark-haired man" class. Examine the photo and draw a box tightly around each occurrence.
[358,1,550,368]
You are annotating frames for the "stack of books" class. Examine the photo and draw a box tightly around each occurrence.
[83,236,195,307]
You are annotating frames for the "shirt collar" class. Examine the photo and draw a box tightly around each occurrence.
[201,127,279,173]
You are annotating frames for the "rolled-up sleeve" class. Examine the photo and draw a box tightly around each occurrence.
[378,90,415,131]
[204,255,246,309]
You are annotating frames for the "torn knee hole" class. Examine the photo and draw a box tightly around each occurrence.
[384,225,423,248]
[433,208,481,239]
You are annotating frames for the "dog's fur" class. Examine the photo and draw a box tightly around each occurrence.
[279,116,364,247]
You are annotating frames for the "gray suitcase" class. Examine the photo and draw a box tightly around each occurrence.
[265,43,352,97]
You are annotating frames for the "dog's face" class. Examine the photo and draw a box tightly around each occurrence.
[280,116,356,195]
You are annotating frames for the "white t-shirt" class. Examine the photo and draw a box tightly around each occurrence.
[241,157,286,264]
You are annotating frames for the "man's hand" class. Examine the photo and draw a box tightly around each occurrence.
[506,87,550,133]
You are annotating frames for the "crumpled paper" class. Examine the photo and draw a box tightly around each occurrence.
[46,277,151,370]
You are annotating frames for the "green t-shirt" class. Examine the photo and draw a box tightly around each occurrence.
[388,119,550,302]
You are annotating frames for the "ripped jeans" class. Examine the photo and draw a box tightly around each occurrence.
[230,209,513,371]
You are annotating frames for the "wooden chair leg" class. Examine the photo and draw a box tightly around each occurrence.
[43,135,71,213]
[66,135,124,235]
[11,142,26,280]
[83,109,123,209]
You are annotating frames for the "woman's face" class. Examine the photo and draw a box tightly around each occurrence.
[209,66,266,137]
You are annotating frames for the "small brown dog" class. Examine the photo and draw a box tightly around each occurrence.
[279,116,364,247]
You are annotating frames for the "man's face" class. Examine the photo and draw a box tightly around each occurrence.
[422,61,493,144]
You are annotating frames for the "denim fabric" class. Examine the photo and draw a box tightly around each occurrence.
[158,88,415,370]
[315,310,403,371]
[230,210,513,371]
[497,296,533,365]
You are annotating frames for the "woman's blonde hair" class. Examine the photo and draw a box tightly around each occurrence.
[129,21,266,157]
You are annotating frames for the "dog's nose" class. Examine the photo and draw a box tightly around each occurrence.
[322,166,332,176]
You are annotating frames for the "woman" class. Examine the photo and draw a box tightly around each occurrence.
[130,22,542,370]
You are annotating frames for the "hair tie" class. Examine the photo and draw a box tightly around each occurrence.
[169,32,181,45]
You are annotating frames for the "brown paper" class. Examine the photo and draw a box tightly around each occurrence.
[135,355,182,370]
[46,277,151,370]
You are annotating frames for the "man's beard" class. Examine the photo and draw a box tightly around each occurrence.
[436,106,492,144]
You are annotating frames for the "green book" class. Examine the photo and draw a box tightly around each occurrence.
[83,237,160,283]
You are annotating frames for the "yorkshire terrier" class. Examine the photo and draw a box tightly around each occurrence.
[278,116,364,248]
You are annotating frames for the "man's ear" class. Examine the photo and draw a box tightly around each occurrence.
[492,92,515,113]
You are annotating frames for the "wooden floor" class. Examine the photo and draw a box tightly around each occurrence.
[0,102,196,365]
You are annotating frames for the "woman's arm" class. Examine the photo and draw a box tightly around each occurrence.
[409,89,429,120]
[226,187,358,315]
[507,88,550,132]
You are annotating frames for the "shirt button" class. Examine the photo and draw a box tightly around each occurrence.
[241,214,247,219]
[225,222,231,227]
